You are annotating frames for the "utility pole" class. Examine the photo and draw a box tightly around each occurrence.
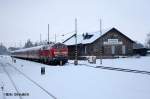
[55,33,56,43]
[15,42,16,48]
[100,19,102,64]
[48,24,49,44]
[19,41,22,48]
[40,33,42,43]
[74,18,78,65]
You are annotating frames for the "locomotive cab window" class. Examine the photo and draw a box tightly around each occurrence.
[42,46,48,50]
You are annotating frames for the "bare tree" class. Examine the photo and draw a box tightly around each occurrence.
[24,39,33,48]
[0,43,8,55]
[146,33,150,48]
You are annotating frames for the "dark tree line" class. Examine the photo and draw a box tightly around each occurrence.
[146,33,150,48]
[0,43,8,55]
[24,39,49,48]
[24,39,34,48]
[0,39,45,54]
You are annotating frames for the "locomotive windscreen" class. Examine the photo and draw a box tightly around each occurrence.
[52,43,67,49]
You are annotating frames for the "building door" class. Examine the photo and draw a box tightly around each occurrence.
[122,45,126,54]
[84,46,87,55]
[111,45,115,55]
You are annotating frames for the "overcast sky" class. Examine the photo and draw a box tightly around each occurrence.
[0,0,150,47]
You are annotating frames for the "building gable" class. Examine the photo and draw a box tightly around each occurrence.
[100,28,135,43]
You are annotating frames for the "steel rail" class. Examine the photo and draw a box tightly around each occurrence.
[69,62,150,75]
[0,63,23,99]
[6,63,57,99]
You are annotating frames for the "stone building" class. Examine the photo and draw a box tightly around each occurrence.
[63,27,135,59]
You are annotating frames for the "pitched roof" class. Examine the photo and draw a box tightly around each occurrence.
[63,27,112,45]
[63,27,134,45]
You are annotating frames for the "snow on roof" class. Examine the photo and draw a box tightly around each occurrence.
[63,27,112,45]
[55,31,76,43]
[11,45,44,53]
[11,43,55,53]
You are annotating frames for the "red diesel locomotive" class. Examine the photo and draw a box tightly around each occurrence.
[11,43,68,65]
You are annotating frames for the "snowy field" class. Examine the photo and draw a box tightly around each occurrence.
[0,55,150,99]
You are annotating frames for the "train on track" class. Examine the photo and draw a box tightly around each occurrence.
[10,43,68,65]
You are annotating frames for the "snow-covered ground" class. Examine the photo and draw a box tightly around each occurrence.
[0,55,150,99]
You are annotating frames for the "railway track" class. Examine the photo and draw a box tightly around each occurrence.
[0,63,23,99]
[6,62,57,99]
[70,62,150,75]
[95,65,150,75]
[0,61,57,99]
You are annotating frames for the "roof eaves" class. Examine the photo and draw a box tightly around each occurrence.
[63,33,76,43]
